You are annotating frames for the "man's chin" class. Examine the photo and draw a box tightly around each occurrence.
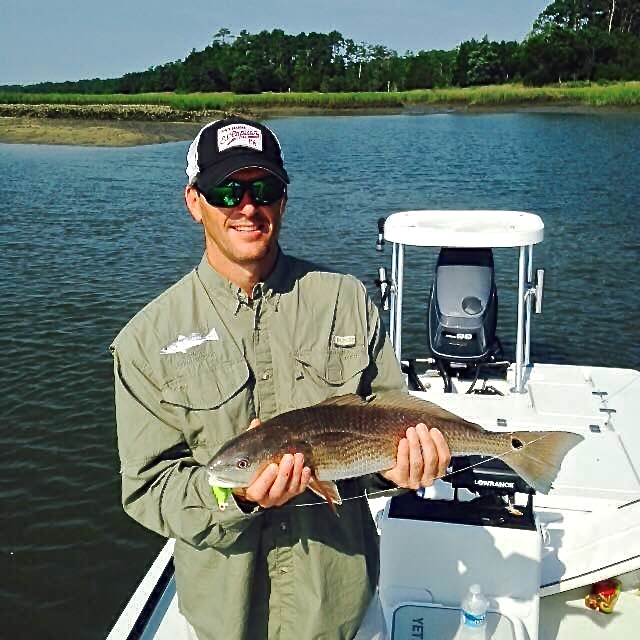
[233,244,276,265]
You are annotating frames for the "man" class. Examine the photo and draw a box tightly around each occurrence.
[111,116,450,640]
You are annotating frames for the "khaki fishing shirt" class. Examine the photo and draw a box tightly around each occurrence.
[111,250,407,640]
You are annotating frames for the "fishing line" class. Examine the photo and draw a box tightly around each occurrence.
[291,432,553,509]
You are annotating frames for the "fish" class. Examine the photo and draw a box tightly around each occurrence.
[206,391,584,511]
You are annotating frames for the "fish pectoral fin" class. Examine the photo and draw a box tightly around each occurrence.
[308,476,342,514]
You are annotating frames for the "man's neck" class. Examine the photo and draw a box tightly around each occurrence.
[205,246,278,297]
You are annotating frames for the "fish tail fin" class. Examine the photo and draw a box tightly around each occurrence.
[308,476,342,515]
[502,431,583,494]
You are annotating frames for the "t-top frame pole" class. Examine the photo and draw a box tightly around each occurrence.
[389,242,397,346]
[390,242,404,363]
[525,244,534,367]
[515,245,530,393]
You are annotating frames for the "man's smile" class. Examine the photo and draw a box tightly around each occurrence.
[229,220,269,237]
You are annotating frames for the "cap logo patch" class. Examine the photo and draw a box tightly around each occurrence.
[218,124,263,153]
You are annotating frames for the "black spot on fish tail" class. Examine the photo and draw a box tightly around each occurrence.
[502,431,583,494]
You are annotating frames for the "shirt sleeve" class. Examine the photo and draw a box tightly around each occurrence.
[112,349,260,549]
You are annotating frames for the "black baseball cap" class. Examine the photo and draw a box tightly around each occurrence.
[185,116,290,191]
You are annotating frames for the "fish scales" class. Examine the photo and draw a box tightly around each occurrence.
[274,405,400,480]
[288,397,513,463]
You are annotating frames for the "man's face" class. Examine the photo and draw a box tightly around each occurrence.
[186,167,286,271]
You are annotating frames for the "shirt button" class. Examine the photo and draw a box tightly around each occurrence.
[280,567,288,574]
[262,371,272,380]
[280,521,287,532]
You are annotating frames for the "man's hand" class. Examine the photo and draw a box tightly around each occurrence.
[232,419,312,509]
[238,453,312,508]
[380,424,451,489]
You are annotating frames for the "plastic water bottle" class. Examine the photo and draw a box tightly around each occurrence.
[459,584,489,636]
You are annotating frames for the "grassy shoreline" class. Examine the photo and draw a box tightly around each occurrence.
[2,82,640,110]
[1,83,639,147]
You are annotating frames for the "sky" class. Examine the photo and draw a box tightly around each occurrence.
[1,0,551,86]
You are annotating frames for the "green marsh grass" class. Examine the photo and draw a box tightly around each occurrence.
[1,83,638,118]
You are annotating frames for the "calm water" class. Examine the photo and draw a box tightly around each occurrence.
[1,113,639,639]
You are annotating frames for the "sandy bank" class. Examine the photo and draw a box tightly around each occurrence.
[0,117,206,147]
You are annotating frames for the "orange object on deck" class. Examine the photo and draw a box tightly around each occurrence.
[584,578,621,613]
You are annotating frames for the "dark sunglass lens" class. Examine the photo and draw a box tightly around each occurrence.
[251,177,285,204]
[205,183,241,207]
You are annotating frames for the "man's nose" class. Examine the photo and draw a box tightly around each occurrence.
[237,189,258,213]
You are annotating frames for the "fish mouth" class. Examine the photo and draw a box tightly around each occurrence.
[206,470,243,488]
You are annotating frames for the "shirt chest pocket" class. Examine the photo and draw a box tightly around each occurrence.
[160,358,253,457]
[293,344,369,406]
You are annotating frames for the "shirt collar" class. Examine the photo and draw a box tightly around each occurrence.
[196,253,241,311]
[195,249,293,312]
[262,249,294,296]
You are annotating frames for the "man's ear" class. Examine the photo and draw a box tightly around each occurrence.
[185,185,203,223]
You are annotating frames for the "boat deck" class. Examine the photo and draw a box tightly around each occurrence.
[109,539,640,640]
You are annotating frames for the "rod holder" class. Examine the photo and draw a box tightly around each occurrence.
[376,217,386,251]
[375,267,392,311]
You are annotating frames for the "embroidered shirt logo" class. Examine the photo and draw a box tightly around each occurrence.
[217,124,263,152]
[160,328,219,354]
[333,335,356,348]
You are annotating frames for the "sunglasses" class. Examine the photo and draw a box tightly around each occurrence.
[198,175,286,208]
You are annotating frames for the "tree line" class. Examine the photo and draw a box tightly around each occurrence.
[4,0,639,94]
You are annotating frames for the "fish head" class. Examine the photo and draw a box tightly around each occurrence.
[206,429,285,488]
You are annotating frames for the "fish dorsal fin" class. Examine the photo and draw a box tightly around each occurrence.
[312,391,481,430]
[313,394,369,408]
[369,390,481,426]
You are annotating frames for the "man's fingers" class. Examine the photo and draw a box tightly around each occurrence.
[395,437,410,477]
[246,463,279,502]
[286,452,306,495]
[407,424,425,486]
[248,418,261,430]
[430,428,451,478]
[245,452,312,508]
[415,423,438,486]
[268,454,295,501]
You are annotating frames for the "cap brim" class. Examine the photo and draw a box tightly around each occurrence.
[195,153,290,191]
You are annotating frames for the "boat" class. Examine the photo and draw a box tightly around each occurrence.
[107,210,640,640]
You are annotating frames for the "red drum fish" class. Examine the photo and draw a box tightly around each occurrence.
[206,392,583,510]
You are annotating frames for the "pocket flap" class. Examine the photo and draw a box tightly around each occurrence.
[161,359,250,410]
[295,345,369,385]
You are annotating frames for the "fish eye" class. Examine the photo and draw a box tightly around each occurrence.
[236,458,250,469]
